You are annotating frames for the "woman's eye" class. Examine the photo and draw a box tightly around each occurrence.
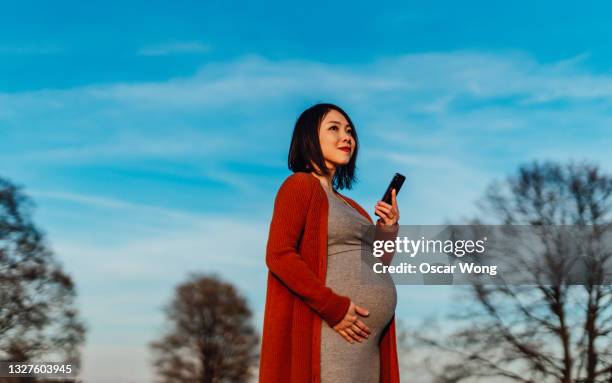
[330,126,338,130]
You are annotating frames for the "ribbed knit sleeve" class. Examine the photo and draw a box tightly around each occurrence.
[265,173,351,327]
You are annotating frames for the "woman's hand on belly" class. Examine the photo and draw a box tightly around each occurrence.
[332,301,371,344]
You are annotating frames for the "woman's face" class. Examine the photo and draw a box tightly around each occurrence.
[318,109,354,172]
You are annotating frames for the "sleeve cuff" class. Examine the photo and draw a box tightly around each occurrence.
[318,290,351,327]
[377,221,399,233]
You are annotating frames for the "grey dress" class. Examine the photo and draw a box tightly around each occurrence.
[320,183,397,383]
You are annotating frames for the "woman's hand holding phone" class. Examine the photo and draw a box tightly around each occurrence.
[375,188,400,226]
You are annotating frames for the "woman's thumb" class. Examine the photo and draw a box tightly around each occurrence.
[355,305,370,317]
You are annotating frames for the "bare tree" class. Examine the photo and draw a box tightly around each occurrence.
[0,177,86,368]
[150,273,259,383]
[413,161,612,383]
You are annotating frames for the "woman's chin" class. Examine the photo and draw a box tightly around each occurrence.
[333,159,352,166]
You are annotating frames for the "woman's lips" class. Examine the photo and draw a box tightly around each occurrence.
[339,147,351,153]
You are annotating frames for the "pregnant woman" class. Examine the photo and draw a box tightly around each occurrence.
[259,103,401,383]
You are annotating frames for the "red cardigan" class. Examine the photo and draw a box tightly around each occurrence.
[259,172,401,382]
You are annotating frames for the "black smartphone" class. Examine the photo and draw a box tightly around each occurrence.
[381,173,405,204]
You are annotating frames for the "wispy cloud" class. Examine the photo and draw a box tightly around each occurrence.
[137,41,210,56]
[30,189,206,223]
[10,134,238,162]
[4,50,612,117]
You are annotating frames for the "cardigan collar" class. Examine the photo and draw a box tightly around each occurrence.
[305,171,374,225]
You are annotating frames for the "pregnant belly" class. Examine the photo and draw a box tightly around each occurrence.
[325,249,397,336]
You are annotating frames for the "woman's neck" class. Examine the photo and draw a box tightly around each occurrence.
[310,171,334,191]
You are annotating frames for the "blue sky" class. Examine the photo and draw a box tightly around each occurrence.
[2,1,612,382]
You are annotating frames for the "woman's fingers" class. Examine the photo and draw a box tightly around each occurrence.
[374,207,386,217]
[337,324,369,342]
[335,323,371,343]
[377,194,399,216]
[354,319,371,335]
[338,329,354,344]
[350,323,369,339]
[345,327,366,342]
[376,204,393,215]
[333,301,373,343]
[354,304,369,317]
[376,202,399,223]
[375,207,392,221]
[344,327,361,342]
[334,319,350,331]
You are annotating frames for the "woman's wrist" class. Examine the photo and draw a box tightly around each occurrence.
[376,219,398,230]
[318,291,351,327]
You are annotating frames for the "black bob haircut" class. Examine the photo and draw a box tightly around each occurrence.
[288,103,359,190]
